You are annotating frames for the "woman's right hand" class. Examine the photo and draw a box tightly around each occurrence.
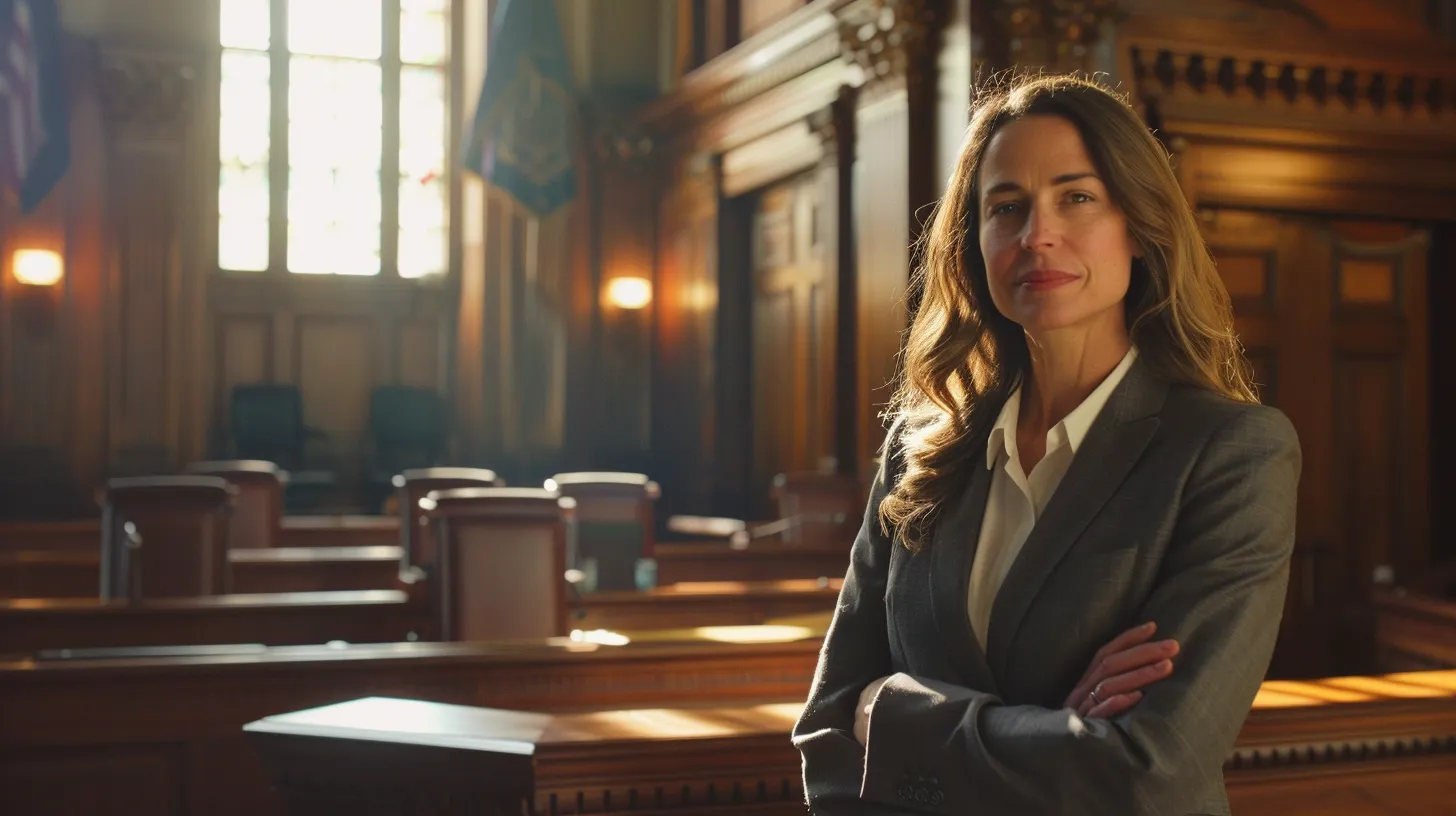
[1063,621,1180,719]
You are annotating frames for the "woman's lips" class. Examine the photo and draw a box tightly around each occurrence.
[1017,269,1077,291]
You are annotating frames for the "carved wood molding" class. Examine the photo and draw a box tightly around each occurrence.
[98,50,198,140]
[1129,40,1456,136]
[1227,732,1456,772]
[987,0,1121,72]
[837,0,946,88]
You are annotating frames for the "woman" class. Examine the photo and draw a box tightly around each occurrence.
[792,74,1300,815]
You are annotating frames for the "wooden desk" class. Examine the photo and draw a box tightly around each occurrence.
[570,579,842,631]
[654,541,849,584]
[0,633,824,816]
[244,671,1456,816]
[277,515,399,548]
[0,515,400,555]
[0,546,405,598]
[1373,590,1456,671]
[0,520,98,554]
[230,546,402,593]
[0,590,430,654]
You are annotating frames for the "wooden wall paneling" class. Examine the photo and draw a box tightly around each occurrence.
[1205,209,1432,679]
[1431,223,1456,570]
[477,189,508,458]
[748,170,833,518]
[66,44,111,507]
[821,87,860,481]
[840,0,949,470]
[296,318,376,482]
[1329,224,1430,667]
[0,748,183,815]
[452,0,487,466]
[717,177,755,518]
[720,121,821,198]
[852,88,911,472]
[99,49,204,477]
[590,122,658,471]
[214,315,273,452]
[0,174,73,517]
[652,151,720,517]
[1203,209,1337,677]
[396,321,442,389]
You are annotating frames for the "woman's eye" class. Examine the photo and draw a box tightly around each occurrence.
[989,201,1021,217]
[1067,191,1094,204]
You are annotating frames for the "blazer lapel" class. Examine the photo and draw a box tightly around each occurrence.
[929,445,999,695]
[983,359,1169,682]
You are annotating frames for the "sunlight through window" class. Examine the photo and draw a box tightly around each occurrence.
[218,0,449,277]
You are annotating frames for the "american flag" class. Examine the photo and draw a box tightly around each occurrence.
[0,0,66,213]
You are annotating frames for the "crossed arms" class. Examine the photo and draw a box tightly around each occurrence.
[791,407,1301,815]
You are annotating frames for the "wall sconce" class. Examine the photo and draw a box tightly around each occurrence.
[604,276,652,310]
[13,248,64,287]
[10,247,65,335]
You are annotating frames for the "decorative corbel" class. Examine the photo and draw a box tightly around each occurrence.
[838,0,946,92]
[986,0,1122,75]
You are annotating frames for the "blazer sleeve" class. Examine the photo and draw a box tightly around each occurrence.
[853,405,1300,815]
[791,423,902,807]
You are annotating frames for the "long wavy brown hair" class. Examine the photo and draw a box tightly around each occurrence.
[879,73,1257,552]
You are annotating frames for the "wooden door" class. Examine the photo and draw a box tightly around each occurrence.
[750,174,835,519]
[1202,209,1429,678]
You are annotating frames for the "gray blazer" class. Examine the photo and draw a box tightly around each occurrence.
[792,357,1301,815]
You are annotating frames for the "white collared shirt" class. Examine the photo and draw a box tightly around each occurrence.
[967,346,1139,649]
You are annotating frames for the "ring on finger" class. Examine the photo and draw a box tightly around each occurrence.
[1087,686,1103,706]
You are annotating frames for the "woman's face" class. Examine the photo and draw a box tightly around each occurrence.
[976,114,1135,338]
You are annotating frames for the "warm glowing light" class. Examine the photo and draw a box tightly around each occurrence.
[605,276,652,309]
[13,249,63,286]
[693,624,817,644]
[569,628,630,646]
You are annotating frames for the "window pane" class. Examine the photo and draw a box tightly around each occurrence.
[219,50,270,271]
[400,0,448,65]
[399,66,445,277]
[288,0,381,59]
[220,217,270,271]
[288,56,382,275]
[220,0,269,49]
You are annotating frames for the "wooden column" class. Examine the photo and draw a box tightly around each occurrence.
[650,148,720,517]
[840,0,947,465]
[808,88,860,482]
[98,48,207,476]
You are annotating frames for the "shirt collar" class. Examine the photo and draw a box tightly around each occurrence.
[985,346,1139,470]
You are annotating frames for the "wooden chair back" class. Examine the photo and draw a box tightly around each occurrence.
[545,472,659,592]
[101,476,235,600]
[770,471,863,547]
[392,467,503,573]
[185,460,285,549]
[425,487,572,642]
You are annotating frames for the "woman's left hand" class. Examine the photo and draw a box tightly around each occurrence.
[852,676,892,744]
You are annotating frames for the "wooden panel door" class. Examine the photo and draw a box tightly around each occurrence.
[750,174,835,519]
[1202,209,1429,679]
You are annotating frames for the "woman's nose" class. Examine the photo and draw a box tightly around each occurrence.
[1019,205,1062,250]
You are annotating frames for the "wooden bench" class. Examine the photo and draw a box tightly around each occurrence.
[0,632,825,816]
[568,578,842,631]
[0,520,100,554]
[1374,589,1456,671]
[0,546,406,598]
[245,671,1456,816]
[0,515,402,552]
[0,590,431,654]
[654,540,849,584]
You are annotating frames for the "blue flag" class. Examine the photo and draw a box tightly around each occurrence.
[0,0,68,213]
[463,0,576,216]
